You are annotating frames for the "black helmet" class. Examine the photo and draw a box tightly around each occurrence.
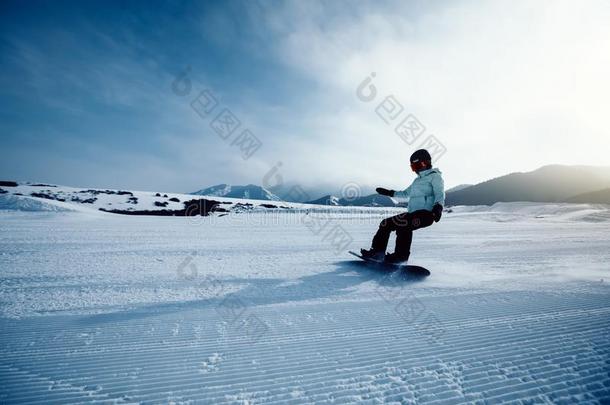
[410,149,431,163]
[410,149,432,172]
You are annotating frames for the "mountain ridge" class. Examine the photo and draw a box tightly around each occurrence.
[446,165,610,206]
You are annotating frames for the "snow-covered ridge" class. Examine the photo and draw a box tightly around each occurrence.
[0,183,286,214]
[0,182,403,216]
[0,193,74,212]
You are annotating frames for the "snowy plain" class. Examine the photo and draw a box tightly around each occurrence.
[1,192,610,404]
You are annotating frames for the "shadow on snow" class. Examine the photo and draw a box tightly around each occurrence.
[75,259,427,326]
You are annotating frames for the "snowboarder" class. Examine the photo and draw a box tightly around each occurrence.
[361,149,445,264]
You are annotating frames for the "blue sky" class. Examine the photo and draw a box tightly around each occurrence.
[1,0,609,195]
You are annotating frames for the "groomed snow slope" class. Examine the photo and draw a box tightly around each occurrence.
[1,202,609,404]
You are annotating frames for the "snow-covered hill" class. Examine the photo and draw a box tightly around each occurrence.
[0,182,296,214]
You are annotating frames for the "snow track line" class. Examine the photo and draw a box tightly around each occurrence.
[3,296,610,354]
[2,304,608,389]
[2,291,608,353]
[209,354,608,404]
[0,364,116,404]
[2,305,609,403]
[2,325,609,403]
[2,308,608,377]
[146,332,610,404]
[2,296,607,353]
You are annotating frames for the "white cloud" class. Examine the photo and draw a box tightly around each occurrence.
[243,0,610,189]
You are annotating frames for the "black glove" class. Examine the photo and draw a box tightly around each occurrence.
[376,187,395,197]
[432,203,443,222]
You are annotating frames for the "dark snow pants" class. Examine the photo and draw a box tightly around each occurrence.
[371,209,434,257]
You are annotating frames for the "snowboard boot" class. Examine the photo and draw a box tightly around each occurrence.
[361,248,385,262]
[384,252,409,264]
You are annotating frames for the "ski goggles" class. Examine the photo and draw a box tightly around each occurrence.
[410,160,430,172]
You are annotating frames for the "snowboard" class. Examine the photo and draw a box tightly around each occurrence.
[349,251,431,276]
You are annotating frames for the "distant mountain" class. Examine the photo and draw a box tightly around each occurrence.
[191,184,280,201]
[565,188,610,204]
[267,182,342,203]
[306,195,342,206]
[446,184,472,193]
[446,165,610,206]
[192,184,232,196]
[306,193,396,207]
[342,194,397,207]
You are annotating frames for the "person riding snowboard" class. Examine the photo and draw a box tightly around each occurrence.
[361,149,445,264]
